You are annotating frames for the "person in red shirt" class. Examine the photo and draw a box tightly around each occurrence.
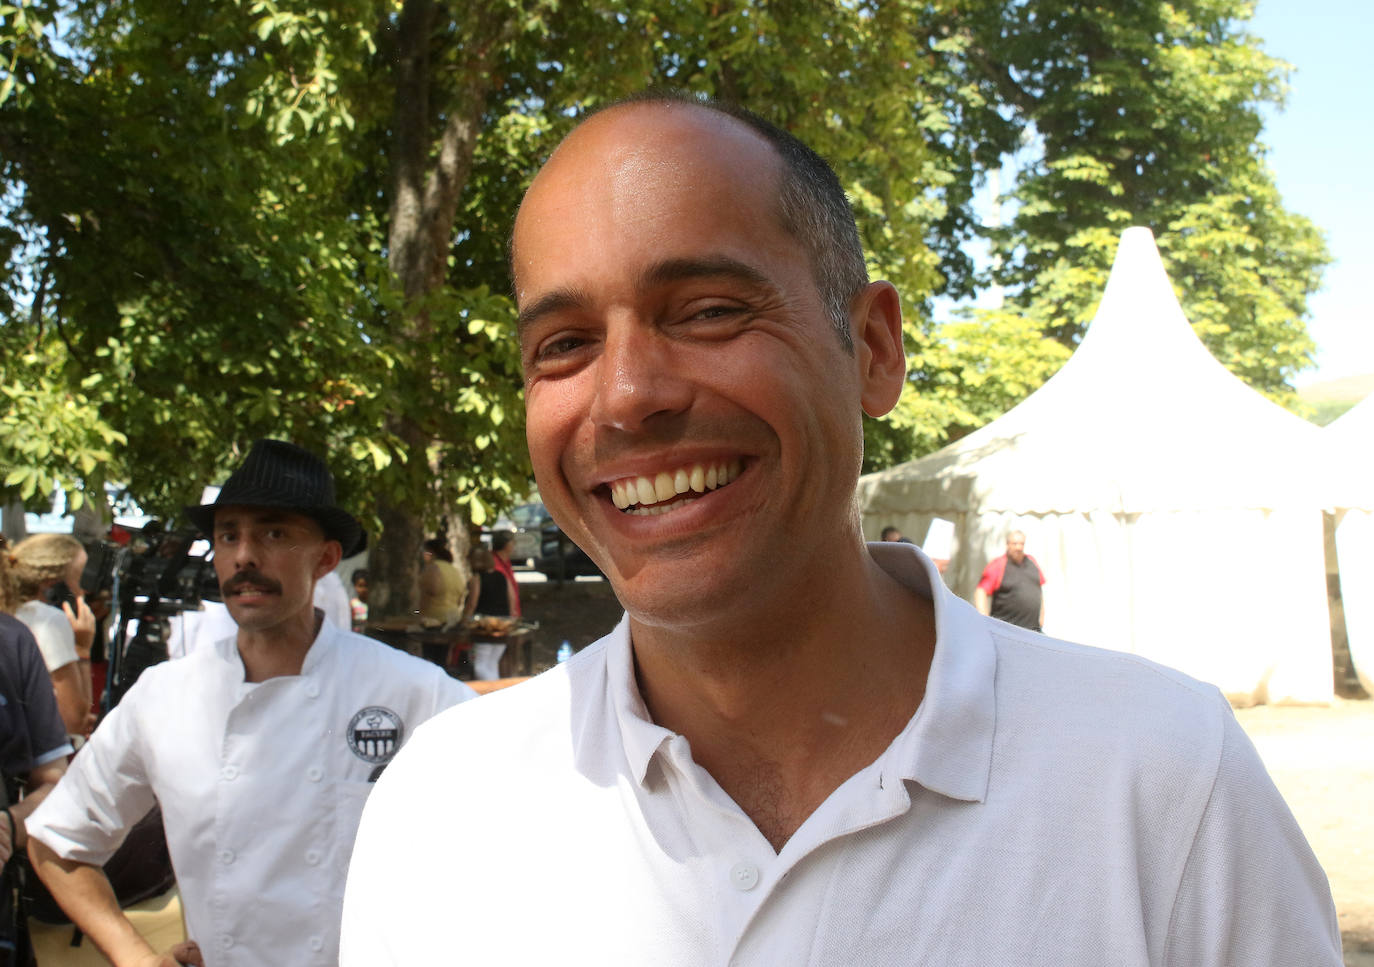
[974,530,1045,631]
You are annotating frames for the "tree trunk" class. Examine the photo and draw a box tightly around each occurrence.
[371,492,426,621]
[369,0,517,618]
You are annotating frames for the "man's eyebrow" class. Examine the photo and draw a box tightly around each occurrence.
[516,287,592,339]
[638,255,775,293]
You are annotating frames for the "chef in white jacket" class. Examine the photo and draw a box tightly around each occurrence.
[27,439,474,967]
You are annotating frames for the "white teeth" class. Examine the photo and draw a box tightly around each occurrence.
[654,472,675,502]
[610,459,743,513]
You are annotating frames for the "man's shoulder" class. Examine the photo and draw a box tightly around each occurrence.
[331,629,478,701]
[978,554,1006,577]
[125,642,224,694]
[987,623,1228,757]
[336,628,448,675]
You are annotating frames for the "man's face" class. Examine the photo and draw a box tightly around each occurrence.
[212,506,339,634]
[1006,534,1026,564]
[512,104,886,625]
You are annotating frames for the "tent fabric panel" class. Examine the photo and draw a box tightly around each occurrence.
[1334,508,1374,694]
[1105,507,1332,705]
[872,505,1334,705]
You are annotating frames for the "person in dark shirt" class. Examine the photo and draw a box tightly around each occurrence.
[464,547,514,620]
[0,613,72,860]
[974,530,1046,631]
[488,532,522,617]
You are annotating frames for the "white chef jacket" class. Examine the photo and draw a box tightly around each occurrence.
[29,620,476,966]
[342,541,1341,966]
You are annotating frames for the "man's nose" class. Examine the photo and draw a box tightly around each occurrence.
[229,536,261,569]
[588,324,692,432]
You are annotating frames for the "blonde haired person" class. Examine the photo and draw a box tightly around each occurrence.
[9,534,96,738]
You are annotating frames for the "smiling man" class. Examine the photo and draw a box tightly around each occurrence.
[342,93,1341,965]
[27,440,474,967]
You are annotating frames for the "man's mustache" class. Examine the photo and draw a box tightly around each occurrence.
[222,570,283,596]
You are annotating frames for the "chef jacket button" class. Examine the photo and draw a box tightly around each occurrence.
[729,861,760,892]
[218,849,235,865]
[307,766,322,782]
[305,682,321,698]
[220,765,238,781]
[309,935,324,952]
[220,935,234,950]
[305,848,321,865]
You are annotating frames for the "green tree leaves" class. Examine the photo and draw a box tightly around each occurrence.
[1,0,1327,575]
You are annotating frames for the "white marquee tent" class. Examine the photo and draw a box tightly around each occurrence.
[859,227,1334,704]
[1325,394,1374,693]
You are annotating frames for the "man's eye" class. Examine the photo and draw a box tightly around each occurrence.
[533,333,589,362]
[693,305,741,319]
[683,303,752,326]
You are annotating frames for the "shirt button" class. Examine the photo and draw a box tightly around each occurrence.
[220,935,234,950]
[306,766,322,782]
[309,935,324,952]
[221,765,238,781]
[729,862,760,892]
[305,682,321,698]
[218,849,235,865]
[305,849,321,865]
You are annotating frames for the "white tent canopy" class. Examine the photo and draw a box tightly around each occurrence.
[1325,394,1374,693]
[859,227,1334,704]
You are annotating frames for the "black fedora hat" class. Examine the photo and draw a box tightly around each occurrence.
[185,440,366,557]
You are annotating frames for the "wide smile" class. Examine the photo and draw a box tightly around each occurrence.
[606,458,744,516]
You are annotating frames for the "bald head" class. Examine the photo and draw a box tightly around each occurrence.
[513,94,866,348]
[1006,531,1027,564]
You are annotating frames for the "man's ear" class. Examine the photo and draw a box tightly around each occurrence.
[849,281,907,418]
[315,540,344,580]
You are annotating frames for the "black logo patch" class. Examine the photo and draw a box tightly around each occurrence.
[347,706,404,764]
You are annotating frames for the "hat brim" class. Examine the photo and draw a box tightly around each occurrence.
[185,502,366,558]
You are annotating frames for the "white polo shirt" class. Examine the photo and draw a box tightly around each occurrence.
[29,621,476,967]
[342,542,1341,966]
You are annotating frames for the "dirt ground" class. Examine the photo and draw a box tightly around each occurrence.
[518,579,1372,961]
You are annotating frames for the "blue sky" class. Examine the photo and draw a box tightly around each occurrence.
[1250,0,1373,384]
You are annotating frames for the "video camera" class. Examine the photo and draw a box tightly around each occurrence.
[84,523,220,712]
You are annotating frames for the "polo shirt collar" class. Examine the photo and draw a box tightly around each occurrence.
[605,615,674,787]
[607,541,997,803]
[868,541,996,803]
